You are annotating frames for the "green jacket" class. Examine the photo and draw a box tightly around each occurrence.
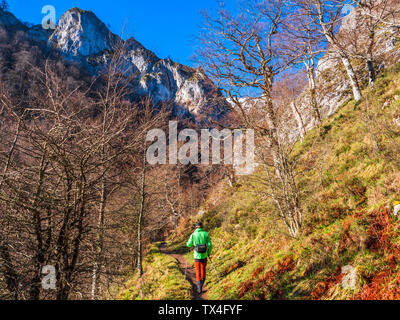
[187,228,212,260]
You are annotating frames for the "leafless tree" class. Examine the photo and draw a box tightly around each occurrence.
[0,60,101,299]
[283,6,327,124]
[354,0,400,28]
[0,50,170,299]
[198,0,303,237]
[295,0,363,102]
[89,42,139,300]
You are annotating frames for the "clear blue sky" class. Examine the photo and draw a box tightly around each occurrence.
[8,0,221,66]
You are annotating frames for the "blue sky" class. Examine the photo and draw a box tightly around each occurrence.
[7,0,221,66]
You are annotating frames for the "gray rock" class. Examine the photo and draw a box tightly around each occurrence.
[341,265,357,290]
[394,204,400,217]
[49,8,119,57]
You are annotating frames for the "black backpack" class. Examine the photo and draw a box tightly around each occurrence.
[195,244,207,253]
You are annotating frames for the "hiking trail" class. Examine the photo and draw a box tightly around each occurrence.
[159,243,209,300]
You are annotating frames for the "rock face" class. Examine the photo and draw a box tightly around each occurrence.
[45,8,227,119]
[49,8,119,57]
[122,37,224,116]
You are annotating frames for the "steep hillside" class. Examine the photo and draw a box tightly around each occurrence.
[283,7,400,143]
[120,63,400,300]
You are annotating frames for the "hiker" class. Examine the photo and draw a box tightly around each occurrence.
[186,222,212,294]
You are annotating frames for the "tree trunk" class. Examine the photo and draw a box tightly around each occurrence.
[29,148,48,300]
[315,2,362,102]
[262,73,303,238]
[91,178,106,300]
[305,62,321,124]
[137,149,146,278]
[340,53,362,102]
[290,101,306,141]
[367,59,376,89]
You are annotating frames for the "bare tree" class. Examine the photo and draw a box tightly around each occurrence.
[198,0,303,237]
[296,0,363,102]
[89,42,139,300]
[283,7,327,124]
[273,73,308,140]
[0,61,99,299]
[344,0,400,88]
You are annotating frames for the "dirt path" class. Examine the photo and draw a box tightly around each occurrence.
[160,243,209,300]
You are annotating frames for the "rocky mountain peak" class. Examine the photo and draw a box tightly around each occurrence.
[49,7,119,57]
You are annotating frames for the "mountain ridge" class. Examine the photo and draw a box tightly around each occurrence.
[0,7,227,119]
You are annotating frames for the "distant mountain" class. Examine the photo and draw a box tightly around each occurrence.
[0,7,228,120]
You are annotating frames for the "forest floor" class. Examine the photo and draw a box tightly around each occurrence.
[159,242,209,300]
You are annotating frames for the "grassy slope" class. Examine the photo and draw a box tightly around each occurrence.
[120,63,400,300]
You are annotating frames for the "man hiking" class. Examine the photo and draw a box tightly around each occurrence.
[186,222,212,294]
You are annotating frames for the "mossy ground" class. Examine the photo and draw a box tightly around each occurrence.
[117,243,191,300]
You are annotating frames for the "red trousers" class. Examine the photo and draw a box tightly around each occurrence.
[194,259,207,282]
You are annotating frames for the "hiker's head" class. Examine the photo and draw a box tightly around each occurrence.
[194,222,203,229]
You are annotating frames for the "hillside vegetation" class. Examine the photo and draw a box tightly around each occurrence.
[120,63,400,300]
[117,243,191,300]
